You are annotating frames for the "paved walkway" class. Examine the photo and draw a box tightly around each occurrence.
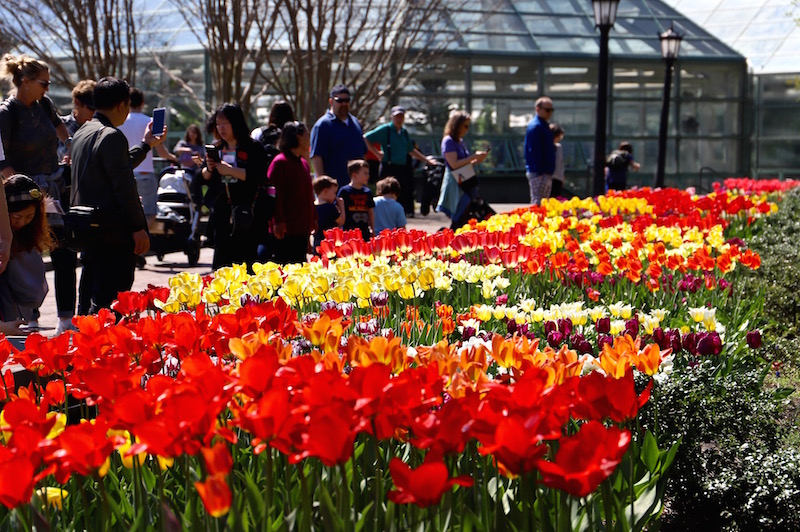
[33,204,530,335]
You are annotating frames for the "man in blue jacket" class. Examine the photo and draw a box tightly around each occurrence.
[524,97,556,205]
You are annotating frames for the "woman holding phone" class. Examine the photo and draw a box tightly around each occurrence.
[436,111,488,229]
[201,103,268,270]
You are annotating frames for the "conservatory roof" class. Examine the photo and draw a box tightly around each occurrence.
[39,0,746,64]
[664,0,800,73]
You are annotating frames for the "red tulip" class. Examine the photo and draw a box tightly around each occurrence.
[0,450,35,509]
[200,441,233,476]
[387,458,473,508]
[537,421,631,497]
[195,473,232,517]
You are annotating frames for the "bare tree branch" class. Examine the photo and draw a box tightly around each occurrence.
[0,0,140,88]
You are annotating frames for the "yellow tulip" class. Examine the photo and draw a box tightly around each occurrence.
[37,487,67,510]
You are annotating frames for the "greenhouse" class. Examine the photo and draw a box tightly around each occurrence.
[11,0,790,196]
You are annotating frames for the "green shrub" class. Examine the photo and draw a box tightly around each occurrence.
[641,362,800,530]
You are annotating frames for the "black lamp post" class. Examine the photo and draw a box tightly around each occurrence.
[655,24,683,188]
[592,0,620,197]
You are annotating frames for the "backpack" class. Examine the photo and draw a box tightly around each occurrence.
[605,150,628,171]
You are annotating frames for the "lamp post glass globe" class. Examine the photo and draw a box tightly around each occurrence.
[592,0,620,27]
[659,25,683,59]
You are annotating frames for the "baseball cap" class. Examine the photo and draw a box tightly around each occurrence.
[330,84,350,98]
[391,105,406,116]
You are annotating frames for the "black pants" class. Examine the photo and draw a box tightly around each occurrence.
[50,227,78,318]
[274,234,309,265]
[381,163,414,215]
[78,232,135,315]
[211,202,258,271]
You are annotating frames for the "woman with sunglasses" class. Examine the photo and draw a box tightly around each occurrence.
[269,121,316,264]
[0,54,70,327]
[0,174,53,335]
[436,111,488,229]
[201,103,269,270]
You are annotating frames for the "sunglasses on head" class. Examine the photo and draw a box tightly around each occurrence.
[288,120,306,133]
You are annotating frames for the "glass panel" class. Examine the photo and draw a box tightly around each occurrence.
[611,101,663,136]
[755,140,800,170]
[678,101,739,136]
[679,64,743,99]
[678,139,739,175]
[613,65,667,99]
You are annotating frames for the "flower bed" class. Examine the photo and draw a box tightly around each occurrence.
[0,180,796,530]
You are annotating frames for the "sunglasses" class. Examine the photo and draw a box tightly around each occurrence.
[333,96,351,103]
[30,79,51,88]
[540,106,555,112]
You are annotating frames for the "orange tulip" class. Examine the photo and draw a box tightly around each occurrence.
[301,314,343,353]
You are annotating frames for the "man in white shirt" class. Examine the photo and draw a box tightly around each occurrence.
[117,88,176,267]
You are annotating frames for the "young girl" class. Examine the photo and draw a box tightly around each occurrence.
[0,174,52,335]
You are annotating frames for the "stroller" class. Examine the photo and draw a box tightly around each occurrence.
[420,157,445,216]
[149,165,203,265]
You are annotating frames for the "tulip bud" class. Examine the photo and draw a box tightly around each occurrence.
[625,318,639,339]
[652,328,670,350]
[370,291,389,308]
[682,332,697,355]
[696,332,722,356]
[578,340,594,355]
[746,330,762,349]
[547,330,564,348]
[506,319,517,334]
[598,334,613,351]
[668,329,682,353]
[569,332,585,347]
[595,317,611,334]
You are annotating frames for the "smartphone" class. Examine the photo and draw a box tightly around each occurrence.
[152,107,166,137]
[205,144,220,163]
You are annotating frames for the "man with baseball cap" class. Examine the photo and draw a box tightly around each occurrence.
[310,84,369,188]
[364,105,438,217]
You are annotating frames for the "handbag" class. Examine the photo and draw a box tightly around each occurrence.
[63,127,105,252]
[63,205,103,252]
[230,203,254,237]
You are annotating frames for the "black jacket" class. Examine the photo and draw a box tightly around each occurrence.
[69,113,149,234]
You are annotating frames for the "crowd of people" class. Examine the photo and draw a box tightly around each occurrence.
[0,52,642,332]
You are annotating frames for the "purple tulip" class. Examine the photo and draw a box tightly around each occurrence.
[595,317,611,334]
[557,318,573,335]
[544,320,558,335]
[696,331,722,356]
[547,330,565,348]
[598,334,613,351]
[625,318,639,338]
[683,332,697,355]
[652,328,670,350]
[746,330,762,349]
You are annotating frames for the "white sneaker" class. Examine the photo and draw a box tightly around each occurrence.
[56,318,77,335]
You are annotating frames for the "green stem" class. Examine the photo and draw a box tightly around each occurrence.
[265,446,274,531]
[298,463,312,532]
